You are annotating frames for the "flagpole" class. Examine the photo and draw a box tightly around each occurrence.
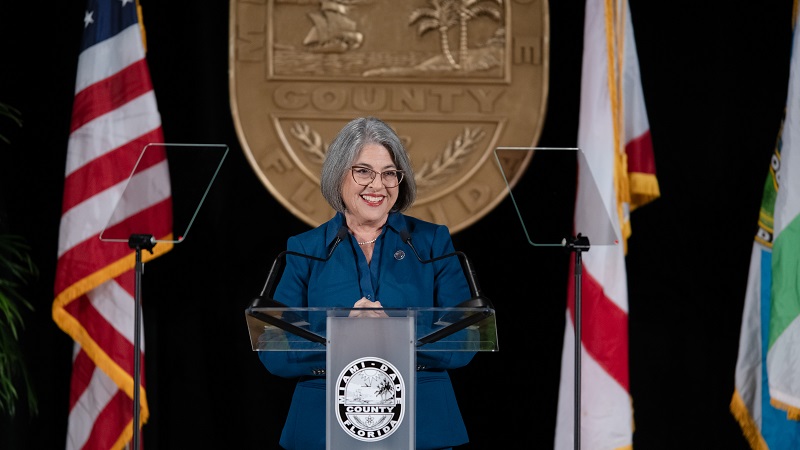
[566,233,590,450]
[129,234,156,450]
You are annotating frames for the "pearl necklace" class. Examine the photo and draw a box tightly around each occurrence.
[357,236,378,246]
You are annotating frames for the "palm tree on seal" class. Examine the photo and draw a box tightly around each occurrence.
[409,0,461,69]
[455,0,503,67]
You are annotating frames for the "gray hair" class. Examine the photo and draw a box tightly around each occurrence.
[320,117,417,213]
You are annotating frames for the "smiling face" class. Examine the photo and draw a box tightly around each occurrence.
[342,143,400,228]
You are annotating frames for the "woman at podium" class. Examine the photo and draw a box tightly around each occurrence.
[258,117,477,449]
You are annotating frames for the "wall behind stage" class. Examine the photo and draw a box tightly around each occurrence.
[0,1,794,449]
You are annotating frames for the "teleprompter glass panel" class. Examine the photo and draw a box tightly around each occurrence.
[493,147,618,247]
[99,143,229,244]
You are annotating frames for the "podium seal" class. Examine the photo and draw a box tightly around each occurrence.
[335,356,405,442]
[230,0,548,233]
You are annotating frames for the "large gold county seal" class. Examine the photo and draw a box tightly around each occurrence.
[229,0,548,233]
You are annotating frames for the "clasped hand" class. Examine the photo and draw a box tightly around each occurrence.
[349,297,389,318]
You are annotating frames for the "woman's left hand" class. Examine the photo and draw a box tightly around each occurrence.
[349,297,389,318]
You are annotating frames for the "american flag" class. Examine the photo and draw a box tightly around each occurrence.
[53,0,172,448]
[554,0,659,448]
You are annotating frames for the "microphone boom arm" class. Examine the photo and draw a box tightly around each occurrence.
[400,230,496,347]
[247,227,349,345]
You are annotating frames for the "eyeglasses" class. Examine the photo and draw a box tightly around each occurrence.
[350,166,405,188]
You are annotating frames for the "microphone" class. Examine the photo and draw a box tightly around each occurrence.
[257,226,349,300]
[247,226,349,346]
[399,229,494,346]
[399,229,485,301]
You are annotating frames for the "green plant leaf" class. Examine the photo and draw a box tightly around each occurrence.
[0,233,38,417]
[0,102,22,145]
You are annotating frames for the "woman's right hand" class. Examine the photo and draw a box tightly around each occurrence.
[349,297,389,318]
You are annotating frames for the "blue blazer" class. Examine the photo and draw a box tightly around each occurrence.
[260,212,475,449]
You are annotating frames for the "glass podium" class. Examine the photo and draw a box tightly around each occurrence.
[245,301,497,449]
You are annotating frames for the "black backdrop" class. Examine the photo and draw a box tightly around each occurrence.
[0,1,795,449]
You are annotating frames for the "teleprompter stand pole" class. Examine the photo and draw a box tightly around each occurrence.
[565,233,590,450]
[128,234,156,450]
